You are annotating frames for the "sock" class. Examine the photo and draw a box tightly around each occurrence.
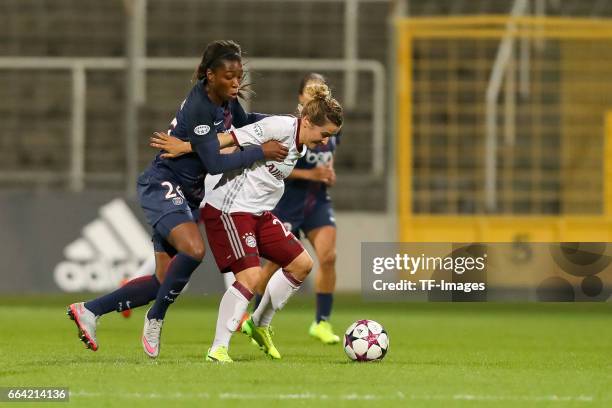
[84,274,160,317]
[223,272,236,289]
[252,294,263,311]
[211,281,253,350]
[252,270,302,327]
[147,253,201,320]
[316,293,334,323]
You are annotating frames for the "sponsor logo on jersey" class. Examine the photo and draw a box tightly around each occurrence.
[304,150,333,166]
[194,124,211,135]
[214,120,223,126]
[242,232,257,248]
[172,196,184,206]
[266,163,285,180]
[53,199,152,293]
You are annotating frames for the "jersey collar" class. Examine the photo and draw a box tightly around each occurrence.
[298,143,307,157]
[296,118,303,151]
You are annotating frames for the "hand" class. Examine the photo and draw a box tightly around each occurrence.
[262,140,289,162]
[150,132,192,159]
[310,166,335,185]
[325,165,336,187]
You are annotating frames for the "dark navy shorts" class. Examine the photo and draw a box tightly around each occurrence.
[137,170,199,255]
[273,200,336,239]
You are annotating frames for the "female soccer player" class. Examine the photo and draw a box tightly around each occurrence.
[66,40,288,357]
[258,73,341,345]
[202,83,343,362]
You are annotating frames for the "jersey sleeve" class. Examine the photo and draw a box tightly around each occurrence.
[230,117,283,148]
[187,101,264,175]
[231,100,269,127]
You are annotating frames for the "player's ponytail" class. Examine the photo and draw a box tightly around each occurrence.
[303,83,331,102]
[296,73,328,114]
[300,83,343,128]
[298,73,327,96]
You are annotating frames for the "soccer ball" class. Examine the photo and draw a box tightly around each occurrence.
[343,319,389,362]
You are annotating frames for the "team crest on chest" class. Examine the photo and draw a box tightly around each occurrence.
[242,232,257,248]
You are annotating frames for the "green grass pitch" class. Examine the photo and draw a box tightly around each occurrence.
[0,294,611,407]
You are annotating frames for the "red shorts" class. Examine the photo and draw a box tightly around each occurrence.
[202,204,305,274]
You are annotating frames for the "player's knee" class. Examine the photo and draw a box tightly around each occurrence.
[282,251,313,281]
[183,241,205,261]
[235,267,261,293]
[294,252,314,279]
[318,249,336,271]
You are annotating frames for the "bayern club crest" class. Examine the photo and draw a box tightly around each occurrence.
[242,232,257,248]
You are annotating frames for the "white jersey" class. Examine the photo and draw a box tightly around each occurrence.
[206,116,306,215]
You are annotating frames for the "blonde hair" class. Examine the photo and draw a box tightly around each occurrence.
[300,83,343,127]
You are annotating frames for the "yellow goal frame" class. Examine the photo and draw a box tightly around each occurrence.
[396,16,612,242]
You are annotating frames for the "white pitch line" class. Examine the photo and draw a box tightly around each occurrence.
[70,390,595,402]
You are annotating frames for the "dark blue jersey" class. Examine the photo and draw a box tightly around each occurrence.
[280,134,339,209]
[146,80,265,208]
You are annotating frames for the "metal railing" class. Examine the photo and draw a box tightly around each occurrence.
[0,56,385,191]
[485,0,529,212]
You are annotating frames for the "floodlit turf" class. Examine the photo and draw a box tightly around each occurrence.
[0,295,611,407]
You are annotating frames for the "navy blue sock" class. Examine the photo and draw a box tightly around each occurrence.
[252,294,263,312]
[316,293,334,323]
[85,274,160,317]
[147,253,201,320]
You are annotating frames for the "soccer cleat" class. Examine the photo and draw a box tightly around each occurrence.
[309,320,340,344]
[238,313,259,347]
[142,309,163,358]
[242,318,281,359]
[67,302,99,351]
[236,312,250,333]
[206,346,233,363]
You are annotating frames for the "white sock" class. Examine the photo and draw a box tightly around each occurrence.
[222,272,236,290]
[211,282,252,351]
[252,270,301,327]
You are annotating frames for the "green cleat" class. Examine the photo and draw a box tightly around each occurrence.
[242,318,281,359]
[206,346,233,363]
[309,320,340,344]
[239,314,259,347]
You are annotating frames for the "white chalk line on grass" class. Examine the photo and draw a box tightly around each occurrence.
[70,390,594,402]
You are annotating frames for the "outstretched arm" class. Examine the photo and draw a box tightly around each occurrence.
[151,131,288,167]
[192,135,263,175]
[150,132,235,159]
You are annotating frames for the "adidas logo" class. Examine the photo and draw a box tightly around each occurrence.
[53,198,153,292]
